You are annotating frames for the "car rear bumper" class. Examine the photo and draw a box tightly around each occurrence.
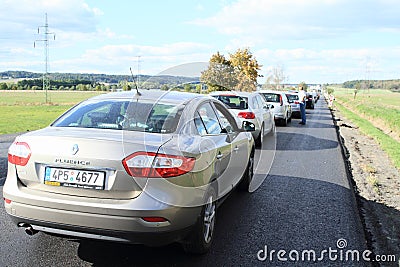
[7,210,194,246]
[3,170,202,245]
[273,113,285,119]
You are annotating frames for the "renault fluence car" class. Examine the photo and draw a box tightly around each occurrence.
[3,90,255,254]
[209,91,274,147]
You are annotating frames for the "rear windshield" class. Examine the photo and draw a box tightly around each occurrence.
[286,94,299,101]
[211,95,248,109]
[52,99,183,133]
[261,93,280,103]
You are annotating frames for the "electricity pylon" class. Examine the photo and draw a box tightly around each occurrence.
[34,13,55,103]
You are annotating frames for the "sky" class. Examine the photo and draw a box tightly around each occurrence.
[1,0,400,84]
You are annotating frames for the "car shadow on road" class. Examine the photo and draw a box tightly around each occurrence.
[0,157,7,185]
[75,175,400,266]
[276,132,338,151]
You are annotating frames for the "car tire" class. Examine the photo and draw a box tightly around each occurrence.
[281,116,287,127]
[238,149,254,191]
[255,124,264,148]
[267,121,276,136]
[288,112,292,123]
[182,186,217,254]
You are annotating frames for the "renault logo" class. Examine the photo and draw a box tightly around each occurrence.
[71,144,79,155]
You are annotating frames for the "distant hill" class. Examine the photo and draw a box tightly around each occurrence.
[0,71,200,86]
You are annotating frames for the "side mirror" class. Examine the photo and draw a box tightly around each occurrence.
[242,121,255,132]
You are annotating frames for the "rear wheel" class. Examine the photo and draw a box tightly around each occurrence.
[183,187,216,254]
[281,116,287,126]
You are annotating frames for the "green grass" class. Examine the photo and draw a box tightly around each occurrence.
[335,101,400,169]
[0,90,105,134]
[0,90,103,105]
[330,88,400,139]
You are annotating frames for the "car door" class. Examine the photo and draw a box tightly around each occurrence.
[253,94,266,131]
[249,95,263,130]
[212,101,250,191]
[194,102,233,198]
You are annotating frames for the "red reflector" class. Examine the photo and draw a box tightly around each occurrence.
[4,198,11,204]
[238,112,255,119]
[142,217,167,223]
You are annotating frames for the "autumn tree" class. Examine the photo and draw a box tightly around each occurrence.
[201,48,261,92]
[298,81,308,91]
[229,48,261,91]
[200,52,237,91]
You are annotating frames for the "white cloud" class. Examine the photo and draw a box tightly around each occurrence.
[48,42,213,75]
[256,46,400,83]
[192,0,400,41]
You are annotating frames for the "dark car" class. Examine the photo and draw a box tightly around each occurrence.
[306,92,315,109]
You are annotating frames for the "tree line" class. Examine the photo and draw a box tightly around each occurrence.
[343,79,400,92]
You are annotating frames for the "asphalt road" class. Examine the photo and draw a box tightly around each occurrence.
[0,99,370,266]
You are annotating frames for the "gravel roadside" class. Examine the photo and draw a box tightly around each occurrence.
[332,105,400,266]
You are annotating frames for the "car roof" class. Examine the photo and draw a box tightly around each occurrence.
[88,89,205,104]
[258,90,285,94]
[209,91,256,97]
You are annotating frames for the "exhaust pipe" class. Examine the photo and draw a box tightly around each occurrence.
[18,223,38,236]
[25,226,38,236]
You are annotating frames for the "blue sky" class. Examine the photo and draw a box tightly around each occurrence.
[1,0,400,84]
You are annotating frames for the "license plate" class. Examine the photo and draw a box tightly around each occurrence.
[44,167,105,190]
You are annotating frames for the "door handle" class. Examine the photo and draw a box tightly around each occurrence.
[233,146,239,152]
[216,153,223,160]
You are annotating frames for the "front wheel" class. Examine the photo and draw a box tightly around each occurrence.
[182,187,216,254]
[255,125,264,148]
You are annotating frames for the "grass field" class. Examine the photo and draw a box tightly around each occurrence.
[330,88,400,169]
[332,88,400,139]
[0,90,105,134]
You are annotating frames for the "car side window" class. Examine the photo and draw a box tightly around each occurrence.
[250,96,258,109]
[195,102,222,135]
[254,95,263,109]
[213,102,237,134]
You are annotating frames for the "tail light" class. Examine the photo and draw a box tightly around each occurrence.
[279,95,283,106]
[238,112,255,119]
[294,101,300,104]
[122,151,195,178]
[8,142,31,166]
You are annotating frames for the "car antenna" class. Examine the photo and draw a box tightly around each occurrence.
[130,67,141,96]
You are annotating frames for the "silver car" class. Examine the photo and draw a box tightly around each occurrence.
[3,90,255,254]
[286,92,301,118]
[209,91,274,147]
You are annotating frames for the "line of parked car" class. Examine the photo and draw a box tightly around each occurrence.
[3,88,313,255]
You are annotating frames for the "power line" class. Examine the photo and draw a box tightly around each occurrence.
[34,13,55,103]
